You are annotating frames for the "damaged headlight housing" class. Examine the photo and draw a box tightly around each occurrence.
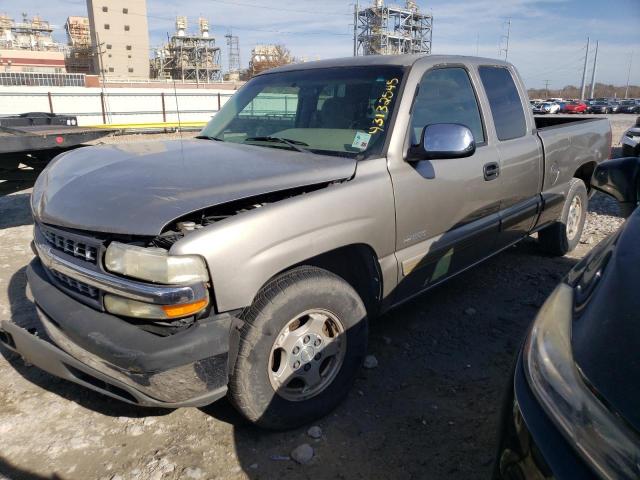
[525,283,640,479]
[105,241,209,285]
[103,242,210,320]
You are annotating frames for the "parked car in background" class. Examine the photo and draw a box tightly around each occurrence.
[621,116,640,156]
[494,156,640,480]
[533,102,560,114]
[619,99,640,114]
[609,101,621,114]
[563,101,588,114]
[589,100,612,114]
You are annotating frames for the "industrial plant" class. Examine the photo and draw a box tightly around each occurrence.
[354,0,433,56]
[0,13,66,73]
[0,0,436,86]
[151,16,223,83]
[65,16,93,74]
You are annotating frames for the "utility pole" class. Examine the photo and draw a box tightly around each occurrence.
[544,80,550,98]
[579,37,590,100]
[589,40,599,99]
[625,51,633,99]
[353,0,359,56]
[500,18,511,61]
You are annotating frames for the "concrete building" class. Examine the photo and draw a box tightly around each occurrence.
[86,0,150,79]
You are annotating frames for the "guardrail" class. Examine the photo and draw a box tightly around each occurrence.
[0,90,236,128]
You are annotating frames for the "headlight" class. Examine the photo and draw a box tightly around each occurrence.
[524,283,640,479]
[105,242,209,284]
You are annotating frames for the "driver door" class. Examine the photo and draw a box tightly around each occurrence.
[389,66,503,301]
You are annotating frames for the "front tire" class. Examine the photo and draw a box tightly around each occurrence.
[538,178,588,256]
[229,266,368,429]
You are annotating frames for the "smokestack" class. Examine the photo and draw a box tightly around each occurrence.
[176,16,186,37]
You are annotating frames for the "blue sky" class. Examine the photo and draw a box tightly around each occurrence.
[7,0,640,88]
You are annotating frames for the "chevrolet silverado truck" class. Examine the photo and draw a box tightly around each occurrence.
[0,55,611,429]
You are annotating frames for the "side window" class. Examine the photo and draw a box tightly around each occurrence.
[478,67,527,141]
[410,67,485,146]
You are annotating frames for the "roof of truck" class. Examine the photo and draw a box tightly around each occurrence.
[261,54,511,75]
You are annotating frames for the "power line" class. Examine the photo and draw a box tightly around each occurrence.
[209,0,352,17]
[115,10,353,37]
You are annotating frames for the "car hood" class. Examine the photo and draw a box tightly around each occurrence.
[571,208,640,431]
[32,139,357,236]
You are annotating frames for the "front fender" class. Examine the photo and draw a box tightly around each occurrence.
[171,158,396,312]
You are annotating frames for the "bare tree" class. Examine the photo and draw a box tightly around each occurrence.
[248,44,294,77]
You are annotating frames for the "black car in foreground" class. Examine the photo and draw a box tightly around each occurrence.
[495,156,640,479]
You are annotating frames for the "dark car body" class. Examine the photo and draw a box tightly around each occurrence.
[495,157,640,479]
[619,100,640,114]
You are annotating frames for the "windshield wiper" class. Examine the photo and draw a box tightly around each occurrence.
[244,136,310,153]
[195,135,224,141]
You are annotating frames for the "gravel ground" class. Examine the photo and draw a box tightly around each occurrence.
[0,114,634,480]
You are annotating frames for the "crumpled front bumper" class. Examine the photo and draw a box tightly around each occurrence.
[0,258,236,408]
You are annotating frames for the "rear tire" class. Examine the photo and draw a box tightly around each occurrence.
[228,266,368,430]
[538,178,588,256]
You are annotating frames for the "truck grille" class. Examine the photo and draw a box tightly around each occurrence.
[49,269,99,299]
[41,226,99,264]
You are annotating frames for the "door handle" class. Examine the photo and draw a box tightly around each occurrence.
[483,162,500,181]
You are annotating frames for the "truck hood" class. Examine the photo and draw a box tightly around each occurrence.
[32,139,356,236]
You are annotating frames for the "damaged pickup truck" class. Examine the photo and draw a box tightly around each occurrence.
[1,55,611,429]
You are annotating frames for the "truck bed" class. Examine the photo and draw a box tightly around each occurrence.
[534,115,604,130]
[535,116,611,192]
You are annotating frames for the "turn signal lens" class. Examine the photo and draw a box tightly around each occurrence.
[104,294,208,320]
[162,299,209,318]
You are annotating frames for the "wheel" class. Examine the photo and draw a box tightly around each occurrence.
[229,266,368,429]
[538,178,588,256]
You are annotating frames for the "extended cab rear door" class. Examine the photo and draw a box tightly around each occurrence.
[476,65,544,248]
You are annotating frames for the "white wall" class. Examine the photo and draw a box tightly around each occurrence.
[0,86,237,125]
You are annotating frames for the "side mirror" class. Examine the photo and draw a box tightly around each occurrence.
[407,123,476,162]
[591,157,640,218]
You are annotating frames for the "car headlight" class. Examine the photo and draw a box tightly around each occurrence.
[105,241,209,285]
[524,283,640,479]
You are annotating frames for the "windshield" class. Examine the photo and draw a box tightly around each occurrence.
[621,100,635,105]
[200,66,405,159]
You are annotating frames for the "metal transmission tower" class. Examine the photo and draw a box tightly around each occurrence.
[225,32,241,76]
[625,51,633,99]
[580,37,590,100]
[354,0,433,56]
[589,40,599,99]
[499,18,511,60]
